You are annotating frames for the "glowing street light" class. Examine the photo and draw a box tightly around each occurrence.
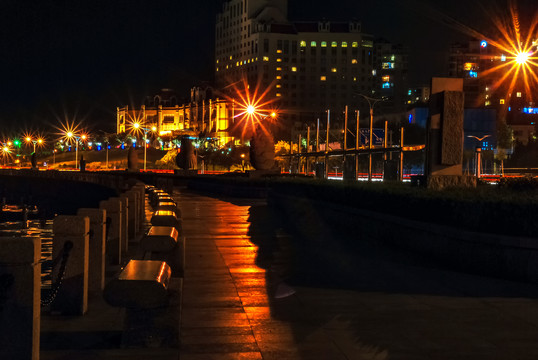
[65,131,86,170]
[516,52,530,65]
[130,121,153,171]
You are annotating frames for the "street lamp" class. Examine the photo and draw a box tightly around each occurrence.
[65,131,86,170]
[133,122,153,171]
[467,135,491,177]
[356,94,384,181]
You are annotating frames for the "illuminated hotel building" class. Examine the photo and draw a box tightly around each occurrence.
[215,0,375,130]
[117,88,235,146]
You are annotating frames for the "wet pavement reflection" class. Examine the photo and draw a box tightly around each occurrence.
[178,189,538,360]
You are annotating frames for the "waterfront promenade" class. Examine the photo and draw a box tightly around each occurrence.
[39,187,538,359]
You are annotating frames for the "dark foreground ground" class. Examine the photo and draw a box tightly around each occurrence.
[42,188,538,359]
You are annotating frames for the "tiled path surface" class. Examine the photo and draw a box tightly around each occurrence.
[178,189,538,360]
[39,188,538,359]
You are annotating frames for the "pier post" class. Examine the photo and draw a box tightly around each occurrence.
[99,197,123,264]
[77,208,107,292]
[52,215,90,315]
[0,237,41,360]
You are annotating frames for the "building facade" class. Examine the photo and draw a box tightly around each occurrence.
[117,89,235,146]
[215,0,376,131]
[448,39,538,144]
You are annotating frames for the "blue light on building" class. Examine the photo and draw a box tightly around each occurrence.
[480,40,488,48]
[469,71,478,78]
[408,114,413,123]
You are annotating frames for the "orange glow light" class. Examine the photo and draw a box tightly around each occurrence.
[221,77,279,139]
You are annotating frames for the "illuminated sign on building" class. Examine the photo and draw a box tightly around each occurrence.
[463,62,477,71]
[523,107,538,114]
[480,40,488,48]
[469,71,478,78]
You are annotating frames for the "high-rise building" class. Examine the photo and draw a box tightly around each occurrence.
[373,39,409,113]
[215,0,375,133]
[448,39,538,144]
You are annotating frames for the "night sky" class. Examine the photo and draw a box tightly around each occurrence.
[0,0,533,132]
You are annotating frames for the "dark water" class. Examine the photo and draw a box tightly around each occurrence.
[0,220,54,288]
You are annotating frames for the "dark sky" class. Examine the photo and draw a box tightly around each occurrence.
[0,0,530,132]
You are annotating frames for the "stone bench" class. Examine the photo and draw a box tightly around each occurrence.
[151,194,174,208]
[140,226,179,253]
[104,260,171,309]
[151,210,181,232]
[141,226,185,278]
[155,201,181,218]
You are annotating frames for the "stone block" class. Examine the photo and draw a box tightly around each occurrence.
[77,208,107,292]
[0,237,41,360]
[119,194,129,252]
[52,215,90,315]
[99,197,122,264]
[441,91,464,165]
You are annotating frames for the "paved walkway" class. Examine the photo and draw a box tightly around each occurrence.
[38,188,538,359]
[178,189,538,360]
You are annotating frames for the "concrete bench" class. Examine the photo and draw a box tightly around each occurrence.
[103,260,171,309]
[155,200,181,218]
[148,189,166,204]
[141,226,179,252]
[151,194,174,207]
[151,210,181,231]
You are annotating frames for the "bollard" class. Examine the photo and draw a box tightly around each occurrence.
[52,215,90,316]
[99,197,123,265]
[132,184,146,231]
[125,190,138,240]
[77,208,107,292]
[0,237,41,360]
[119,194,129,251]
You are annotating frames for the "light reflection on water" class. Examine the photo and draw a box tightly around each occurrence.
[0,220,54,288]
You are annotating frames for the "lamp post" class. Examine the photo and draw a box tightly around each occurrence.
[133,122,153,171]
[355,94,384,181]
[467,135,491,177]
[66,132,86,170]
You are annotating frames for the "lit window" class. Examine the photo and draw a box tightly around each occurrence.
[321,41,327,47]
[485,95,489,99]
[352,42,358,47]
[382,76,390,82]
[485,100,491,106]
[320,76,327,81]
[390,55,395,61]
[300,41,307,47]
[351,59,358,64]
[229,55,232,60]
[263,56,269,61]
[277,49,282,53]
[277,58,282,62]
[226,65,229,69]
[276,67,282,71]
[331,41,337,47]
[236,62,239,66]
[372,69,377,76]
[500,99,505,104]
[382,82,390,89]
[276,84,281,88]
[408,90,412,95]
[311,41,317,47]
[276,93,282,97]
[342,42,347,47]
[501,54,506,61]
[382,62,394,69]
[291,67,297,72]
[353,77,357,81]
[216,59,219,64]
[276,75,282,79]
[331,68,337,72]
[517,92,522,97]
[216,67,219,71]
